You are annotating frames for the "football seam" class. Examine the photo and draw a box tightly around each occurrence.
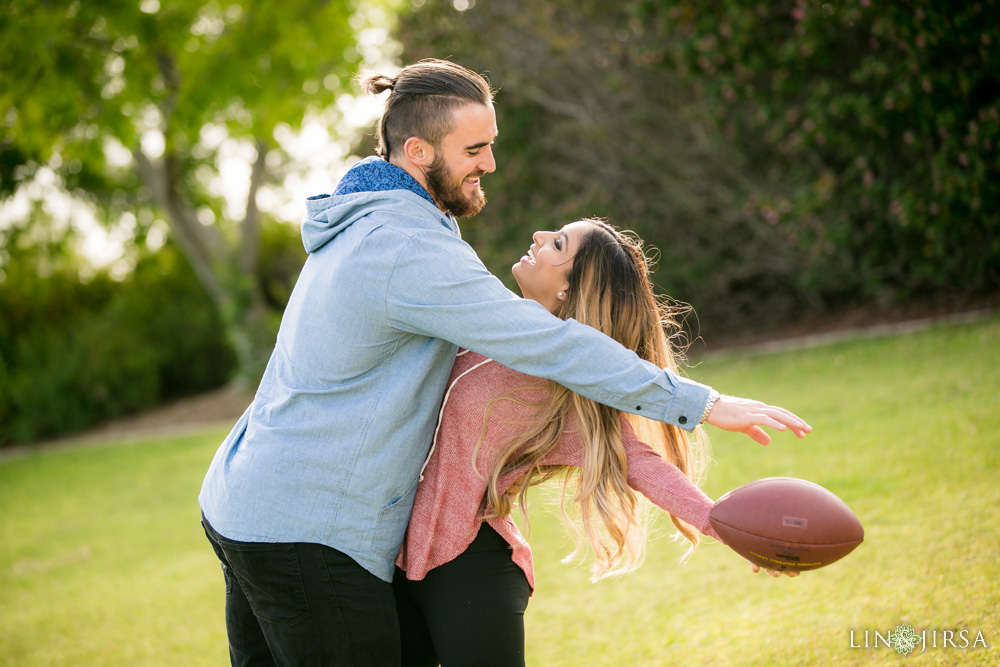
[709,519,863,547]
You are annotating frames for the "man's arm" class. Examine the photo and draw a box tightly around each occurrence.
[384,229,810,441]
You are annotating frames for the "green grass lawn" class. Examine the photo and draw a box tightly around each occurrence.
[2,318,998,665]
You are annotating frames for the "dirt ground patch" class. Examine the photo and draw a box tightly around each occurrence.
[11,384,255,456]
[85,383,255,438]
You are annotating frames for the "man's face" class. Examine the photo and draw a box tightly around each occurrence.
[424,103,498,218]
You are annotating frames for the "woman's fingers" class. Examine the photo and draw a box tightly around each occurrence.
[750,562,800,578]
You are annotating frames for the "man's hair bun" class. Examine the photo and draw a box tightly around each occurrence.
[361,73,395,96]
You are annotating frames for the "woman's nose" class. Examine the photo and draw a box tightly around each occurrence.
[532,230,554,245]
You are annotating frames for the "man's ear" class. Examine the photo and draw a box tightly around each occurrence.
[402,137,435,166]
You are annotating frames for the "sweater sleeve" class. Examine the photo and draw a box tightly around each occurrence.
[535,411,718,539]
[618,419,718,539]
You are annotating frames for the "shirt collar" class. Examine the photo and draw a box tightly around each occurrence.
[333,156,437,209]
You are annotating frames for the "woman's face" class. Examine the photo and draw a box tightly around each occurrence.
[512,220,592,314]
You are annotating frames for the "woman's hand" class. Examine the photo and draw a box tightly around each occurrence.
[705,395,812,445]
[750,562,800,578]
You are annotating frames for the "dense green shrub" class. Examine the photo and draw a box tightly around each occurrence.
[632,0,999,299]
[0,233,236,444]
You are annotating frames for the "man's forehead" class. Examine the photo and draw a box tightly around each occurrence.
[446,102,498,146]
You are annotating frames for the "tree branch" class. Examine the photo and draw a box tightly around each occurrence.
[515,83,597,129]
[134,148,231,308]
[239,138,269,278]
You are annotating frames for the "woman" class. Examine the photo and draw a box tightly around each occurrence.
[393,219,787,666]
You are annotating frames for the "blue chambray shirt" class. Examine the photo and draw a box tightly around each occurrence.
[199,157,711,582]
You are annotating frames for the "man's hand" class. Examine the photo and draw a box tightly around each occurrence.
[705,395,811,445]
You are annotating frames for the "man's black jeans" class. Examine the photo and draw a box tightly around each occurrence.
[201,514,401,666]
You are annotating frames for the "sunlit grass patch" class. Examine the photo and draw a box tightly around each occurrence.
[1,318,997,665]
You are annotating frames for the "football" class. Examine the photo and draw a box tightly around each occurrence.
[708,477,864,572]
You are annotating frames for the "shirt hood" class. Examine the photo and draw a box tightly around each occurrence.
[301,156,454,253]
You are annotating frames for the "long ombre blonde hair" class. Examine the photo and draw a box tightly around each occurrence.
[476,219,710,581]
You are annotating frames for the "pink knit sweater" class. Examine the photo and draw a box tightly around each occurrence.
[396,350,717,591]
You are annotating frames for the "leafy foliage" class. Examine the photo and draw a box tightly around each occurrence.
[630,0,1000,298]
[394,0,998,334]
[0,221,236,444]
[1,0,359,190]
[0,0,369,379]
[394,0,829,332]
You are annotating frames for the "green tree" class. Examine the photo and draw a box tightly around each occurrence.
[1,0,387,380]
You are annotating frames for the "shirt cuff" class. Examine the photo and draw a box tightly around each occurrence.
[662,377,713,431]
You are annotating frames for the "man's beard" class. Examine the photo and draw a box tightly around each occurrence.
[424,154,487,218]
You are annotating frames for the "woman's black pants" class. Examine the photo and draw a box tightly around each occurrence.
[393,523,532,667]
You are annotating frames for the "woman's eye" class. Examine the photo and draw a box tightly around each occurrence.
[554,239,562,250]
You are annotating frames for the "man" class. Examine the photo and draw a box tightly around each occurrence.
[200,59,809,665]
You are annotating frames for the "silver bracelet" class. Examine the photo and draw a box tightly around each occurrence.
[700,389,720,424]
